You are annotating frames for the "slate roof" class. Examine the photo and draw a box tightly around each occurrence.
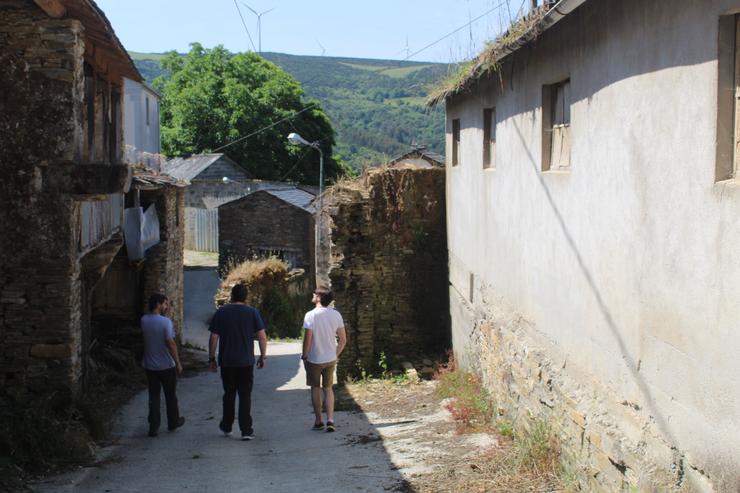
[390,148,446,167]
[219,187,317,213]
[264,188,317,213]
[164,154,248,182]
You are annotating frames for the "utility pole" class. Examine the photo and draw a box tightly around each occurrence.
[241,2,274,53]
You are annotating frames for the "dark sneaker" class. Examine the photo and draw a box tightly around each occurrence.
[312,422,325,431]
[168,417,185,431]
[219,421,232,437]
[326,422,336,433]
[241,430,254,441]
[148,428,158,437]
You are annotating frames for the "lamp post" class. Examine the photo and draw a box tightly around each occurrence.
[287,132,324,287]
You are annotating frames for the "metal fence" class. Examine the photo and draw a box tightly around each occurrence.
[185,207,219,252]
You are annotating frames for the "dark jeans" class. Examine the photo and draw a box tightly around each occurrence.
[146,367,180,431]
[220,366,254,433]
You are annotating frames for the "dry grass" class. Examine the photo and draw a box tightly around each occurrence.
[218,256,289,304]
[427,7,549,106]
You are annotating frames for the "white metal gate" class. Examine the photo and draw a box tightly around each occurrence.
[185,207,219,252]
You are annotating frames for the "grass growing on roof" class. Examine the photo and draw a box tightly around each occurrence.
[427,6,549,106]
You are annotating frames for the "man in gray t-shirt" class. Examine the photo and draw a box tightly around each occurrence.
[142,294,185,437]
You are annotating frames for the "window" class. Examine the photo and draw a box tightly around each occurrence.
[145,96,150,126]
[452,118,461,166]
[483,108,496,169]
[717,14,740,181]
[542,79,571,171]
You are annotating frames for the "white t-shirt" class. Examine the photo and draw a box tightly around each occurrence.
[303,306,344,364]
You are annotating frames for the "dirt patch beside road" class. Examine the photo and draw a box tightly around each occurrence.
[343,379,564,493]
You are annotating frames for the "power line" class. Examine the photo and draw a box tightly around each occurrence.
[233,0,257,52]
[401,0,509,62]
[212,103,317,152]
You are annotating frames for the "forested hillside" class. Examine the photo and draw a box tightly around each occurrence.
[130,51,450,171]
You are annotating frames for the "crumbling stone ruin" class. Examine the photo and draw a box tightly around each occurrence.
[327,167,450,379]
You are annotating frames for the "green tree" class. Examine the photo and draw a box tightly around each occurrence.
[154,43,347,183]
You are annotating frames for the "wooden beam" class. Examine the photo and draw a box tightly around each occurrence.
[33,0,66,18]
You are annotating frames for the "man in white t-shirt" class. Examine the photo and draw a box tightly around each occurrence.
[301,287,347,432]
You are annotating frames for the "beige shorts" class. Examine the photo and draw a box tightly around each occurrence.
[305,360,336,388]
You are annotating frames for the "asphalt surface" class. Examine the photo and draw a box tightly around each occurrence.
[34,269,402,493]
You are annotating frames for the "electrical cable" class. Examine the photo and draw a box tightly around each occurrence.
[233,0,257,52]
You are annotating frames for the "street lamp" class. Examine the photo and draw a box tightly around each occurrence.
[287,132,324,287]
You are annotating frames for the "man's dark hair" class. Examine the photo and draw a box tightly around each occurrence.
[315,288,333,307]
[148,293,168,311]
[231,283,248,303]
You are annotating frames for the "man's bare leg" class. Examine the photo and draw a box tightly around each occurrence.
[324,386,335,423]
[311,386,323,424]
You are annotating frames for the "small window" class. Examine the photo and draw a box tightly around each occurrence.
[542,79,571,171]
[483,108,496,169]
[452,119,461,166]
[716,14,740,181]
[145,96,150,126]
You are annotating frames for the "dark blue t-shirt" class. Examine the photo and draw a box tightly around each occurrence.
[209,304,266,367]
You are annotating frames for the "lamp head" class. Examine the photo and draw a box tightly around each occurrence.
[222,176,231,184]
[287,132,310,147]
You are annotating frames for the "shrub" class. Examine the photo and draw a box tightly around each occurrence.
[217,257,312,338]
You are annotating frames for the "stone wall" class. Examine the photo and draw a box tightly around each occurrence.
[218,191,314,280]
[140,187,185,336]
[328,168,450,379]
[0,1,87,401]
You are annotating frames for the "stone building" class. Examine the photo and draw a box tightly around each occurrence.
[436,0,740,490]
[164,153,296,252]
[0,0,141,400]
[218,188,317,279]
[327,167,450,380]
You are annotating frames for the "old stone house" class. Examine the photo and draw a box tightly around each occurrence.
[437,0,740,490]
[164,153,296,252]
[218,188,317,279]
[0,0,142,400]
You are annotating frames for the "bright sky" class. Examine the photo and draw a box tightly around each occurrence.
[96,0,531,63]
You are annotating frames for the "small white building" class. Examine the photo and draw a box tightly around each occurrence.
[123,78,162,170]
[437,0,740,491]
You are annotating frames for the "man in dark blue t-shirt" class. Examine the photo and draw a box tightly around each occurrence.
[208,282,267,440]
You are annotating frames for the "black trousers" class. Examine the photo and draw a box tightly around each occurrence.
[220,366,254,433]
[146,367,180,431]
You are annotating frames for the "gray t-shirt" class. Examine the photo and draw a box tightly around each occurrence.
[141,314,176,371]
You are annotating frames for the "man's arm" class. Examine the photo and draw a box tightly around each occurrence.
[208,332,219,372]
[336,327,347,358]
[256,329,267,368]
[302,328,313,361]
[166,338,183,375]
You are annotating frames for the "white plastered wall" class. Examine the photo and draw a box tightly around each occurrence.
[446,0,740,484]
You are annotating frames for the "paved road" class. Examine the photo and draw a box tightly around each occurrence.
[34,268,402,492]
[34,342,401,493]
